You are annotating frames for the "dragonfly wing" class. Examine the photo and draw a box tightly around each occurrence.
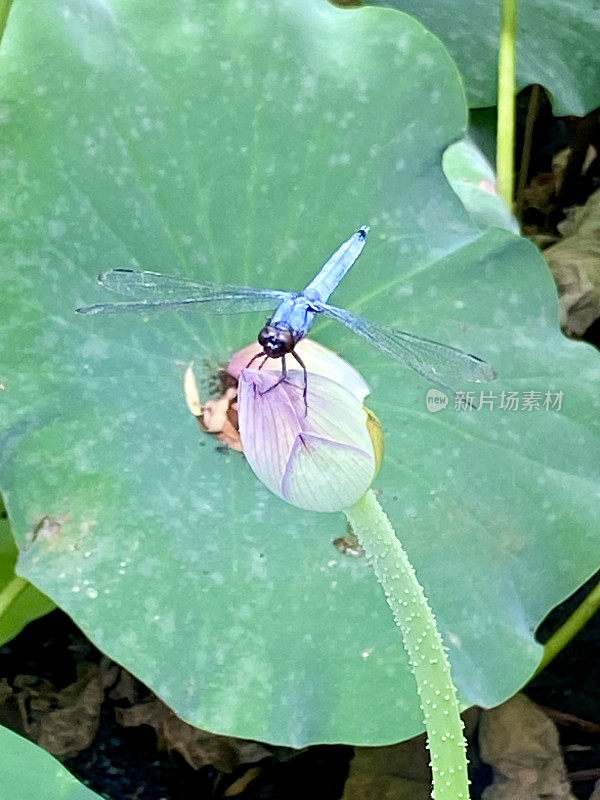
[313,302,498,391]
[77,269,291,315]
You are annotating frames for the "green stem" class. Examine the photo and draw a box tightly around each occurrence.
[496,0,517,208]
[345,490,469,800]
[0,0,14,46]
[535,576,600,676]
[0,575,28,618]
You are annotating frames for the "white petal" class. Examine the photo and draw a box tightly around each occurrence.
[282,434,375,512]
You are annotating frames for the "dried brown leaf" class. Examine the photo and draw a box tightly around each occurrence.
[523,173,556,216]
[479,694,576,800]
[116,699,270,772]
[342,735,432,800]
[108,668,136,704]
[0,678,13,704]
[21,660,118,757]
[341,708,480,800]
[545,188,600,336]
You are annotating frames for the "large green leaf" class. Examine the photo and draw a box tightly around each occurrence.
[368,0,600,115]
[1,0,599,747]
[0,725,103,800]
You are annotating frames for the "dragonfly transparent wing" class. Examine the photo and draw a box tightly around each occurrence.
[76,269,291,315]
[313,301,497,391]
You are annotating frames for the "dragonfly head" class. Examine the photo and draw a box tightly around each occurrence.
[258,325,296,358]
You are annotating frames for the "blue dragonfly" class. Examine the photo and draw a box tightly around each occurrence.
[77,226,497,402]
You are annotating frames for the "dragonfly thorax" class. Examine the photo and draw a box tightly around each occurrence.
[258,325,297,358]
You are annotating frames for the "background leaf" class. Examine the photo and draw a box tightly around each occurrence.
[1,0,599,747]
[0,724,103,800]
[442,138,519,233]
[367,0,600,115]
[0,504,55,646]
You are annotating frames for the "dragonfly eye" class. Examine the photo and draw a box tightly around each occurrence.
[257,326,270,346]
[258,326,295,358]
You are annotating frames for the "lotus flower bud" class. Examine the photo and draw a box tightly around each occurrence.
[235,341,383,512]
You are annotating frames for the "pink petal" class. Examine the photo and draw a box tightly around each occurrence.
[238,368,375,512]
[237,370,301,499]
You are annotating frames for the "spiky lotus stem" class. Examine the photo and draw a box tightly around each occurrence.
[345,489,470,800]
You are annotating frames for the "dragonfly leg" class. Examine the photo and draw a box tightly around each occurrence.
[245,351,268,370]
[291,350,308,414]
[259,355,288,396]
